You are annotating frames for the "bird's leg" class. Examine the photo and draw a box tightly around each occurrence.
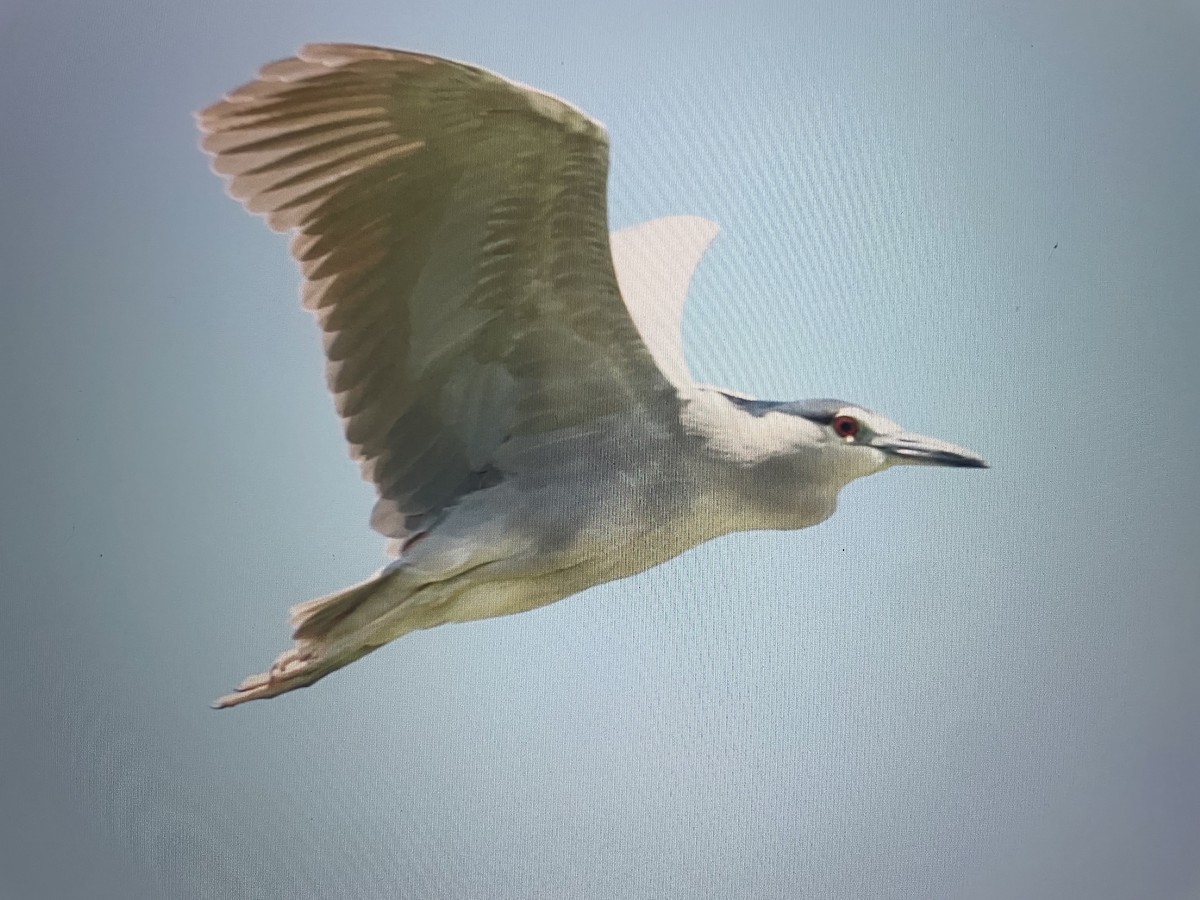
[213,569,417,708]
[267,646,317,682]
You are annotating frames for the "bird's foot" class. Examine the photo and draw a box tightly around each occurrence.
[211,645,320,709]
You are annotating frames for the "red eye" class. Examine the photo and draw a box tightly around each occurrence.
[832,415,859,438]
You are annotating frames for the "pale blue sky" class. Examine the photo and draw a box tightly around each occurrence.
[1,1,1197,898]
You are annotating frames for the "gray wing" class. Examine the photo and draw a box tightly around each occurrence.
[198,44,683,545]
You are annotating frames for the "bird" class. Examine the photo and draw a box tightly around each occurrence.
[198,43,987,708]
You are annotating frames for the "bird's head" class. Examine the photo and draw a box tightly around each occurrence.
[782,398,988,483]
[711,392,988,480]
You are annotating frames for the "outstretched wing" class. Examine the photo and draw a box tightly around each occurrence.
[198,44,687,544]
[610,215,719,393]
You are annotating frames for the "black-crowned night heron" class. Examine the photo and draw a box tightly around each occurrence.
[200,44,987,708]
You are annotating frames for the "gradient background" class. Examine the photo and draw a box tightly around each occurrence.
[2,1,1198,898]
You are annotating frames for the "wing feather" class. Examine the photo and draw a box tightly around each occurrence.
[199,44,683,545]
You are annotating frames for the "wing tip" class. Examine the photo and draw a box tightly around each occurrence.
[664,214,720,242]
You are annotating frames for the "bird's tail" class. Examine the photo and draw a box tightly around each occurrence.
[213,567,425,708]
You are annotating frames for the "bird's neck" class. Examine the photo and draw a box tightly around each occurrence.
[676,389,847,533]
[708,450,841,534]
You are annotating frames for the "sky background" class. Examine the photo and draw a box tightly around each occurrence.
[1,1,1198,898]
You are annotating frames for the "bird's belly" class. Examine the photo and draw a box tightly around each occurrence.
[434,492,711,627]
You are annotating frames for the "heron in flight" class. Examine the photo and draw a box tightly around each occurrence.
[200,44,987,708]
